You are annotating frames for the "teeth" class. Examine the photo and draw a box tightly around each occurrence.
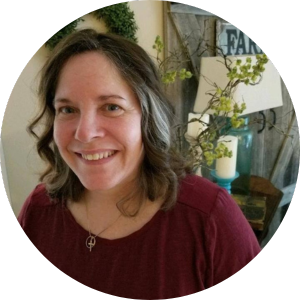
[81,151,115,161]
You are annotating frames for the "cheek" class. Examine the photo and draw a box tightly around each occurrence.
[121,118,143,147]
[53,122,61,146]
[53,121,70,149]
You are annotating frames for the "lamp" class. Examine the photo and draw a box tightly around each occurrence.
[193,55,283,193]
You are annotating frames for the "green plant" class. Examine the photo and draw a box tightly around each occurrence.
[92,3,138,43]
[45,2,138,50]
[153,35,192,84]
[152,34,270,169]
[205,54,268,126]
[186,54,269,169]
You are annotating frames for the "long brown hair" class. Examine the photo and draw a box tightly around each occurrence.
[28,29,190,215]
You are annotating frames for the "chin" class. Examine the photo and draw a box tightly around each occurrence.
[75,168,141,194]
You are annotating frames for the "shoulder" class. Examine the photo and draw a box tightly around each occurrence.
[174,176,260,287]
[177,174,226,215]
[18,184,57,230]
[25,184,53,208]
[177,174,251,229]
[18,184,53,221]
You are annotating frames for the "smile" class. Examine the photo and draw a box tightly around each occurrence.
[81,151,115,161]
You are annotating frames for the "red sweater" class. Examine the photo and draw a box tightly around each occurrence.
[18,175,260,299]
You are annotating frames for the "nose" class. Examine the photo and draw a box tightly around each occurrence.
[74,111,106,143]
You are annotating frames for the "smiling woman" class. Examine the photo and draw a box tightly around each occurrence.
[28,29,182,211]
[18,29,261,299]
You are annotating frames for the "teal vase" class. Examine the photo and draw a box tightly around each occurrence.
[227,117,253,195]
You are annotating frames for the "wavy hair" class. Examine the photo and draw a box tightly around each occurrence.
[28,29,190,215]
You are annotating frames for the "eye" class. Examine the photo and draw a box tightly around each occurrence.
[56,106,76,115]
[102,104,124,117]
[106,104,121,111]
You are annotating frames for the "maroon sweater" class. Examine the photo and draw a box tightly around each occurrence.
[18,175,260,299]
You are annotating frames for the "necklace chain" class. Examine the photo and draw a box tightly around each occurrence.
[85,200,121,252]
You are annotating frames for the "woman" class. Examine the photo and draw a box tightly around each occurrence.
[18,29,260,299]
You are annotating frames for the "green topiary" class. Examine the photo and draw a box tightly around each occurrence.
[92,3,138,43]
[45,2,138,50]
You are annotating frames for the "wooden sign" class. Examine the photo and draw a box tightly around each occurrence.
[216,20,263,56]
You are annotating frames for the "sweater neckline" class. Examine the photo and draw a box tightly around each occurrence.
[64,205,165,246]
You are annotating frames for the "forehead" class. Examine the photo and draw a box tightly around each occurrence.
[55,51,131,94]
[54,51,140,108]
[59,51,118,79]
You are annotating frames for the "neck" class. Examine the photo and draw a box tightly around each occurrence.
[82,179,143,217]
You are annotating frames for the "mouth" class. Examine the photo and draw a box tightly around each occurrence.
[79,150,116,161]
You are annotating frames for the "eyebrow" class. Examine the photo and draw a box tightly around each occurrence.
[98,95,126,101]
[53,95,126,105]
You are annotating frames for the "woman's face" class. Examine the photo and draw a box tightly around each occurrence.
[53,51,144,194]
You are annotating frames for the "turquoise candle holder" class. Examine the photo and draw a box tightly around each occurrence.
[211,170,239,194]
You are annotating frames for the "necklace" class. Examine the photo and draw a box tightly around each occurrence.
[85,200,121,252]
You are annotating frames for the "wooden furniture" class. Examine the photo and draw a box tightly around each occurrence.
[248,176,283,244]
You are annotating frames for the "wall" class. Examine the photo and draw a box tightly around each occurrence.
[1,0,163,216]
[0,139,11,203]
